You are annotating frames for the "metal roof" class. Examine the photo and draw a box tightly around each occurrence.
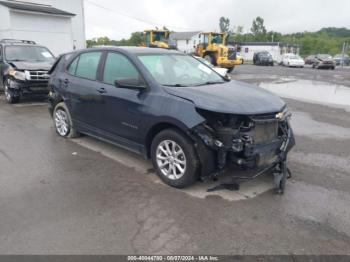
[170,31,201,40]
[0,0,75,16]
[236,42,300,48]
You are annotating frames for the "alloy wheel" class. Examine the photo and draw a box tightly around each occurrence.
[54,109,69,136]
[156,140,187,180]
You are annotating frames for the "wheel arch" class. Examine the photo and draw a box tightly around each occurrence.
[145,121,192,159]
[49,92,66,117]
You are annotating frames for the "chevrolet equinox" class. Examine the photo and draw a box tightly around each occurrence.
[48,47,295,193]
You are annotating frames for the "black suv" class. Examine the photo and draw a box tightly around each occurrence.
[0,39,55,103]
[48,47,295,193]
[253,51,274,66]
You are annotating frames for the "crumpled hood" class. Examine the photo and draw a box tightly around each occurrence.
[9,61,53,71]
[163,80,286,115]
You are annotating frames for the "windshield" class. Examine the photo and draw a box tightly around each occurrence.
[153,32,168,42]
[317,54,332,59]
[194,56,215,68]
[335,54,349,58]
[138,54,225,87]
[261,52,272,58]
[5,46,55,62]
[211,34,224,44]
[290,55,301,59]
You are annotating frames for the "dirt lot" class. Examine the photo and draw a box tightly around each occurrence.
[0,65,349,255]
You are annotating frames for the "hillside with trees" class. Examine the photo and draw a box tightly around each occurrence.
[87,17,350,57]
[221,17,350,56]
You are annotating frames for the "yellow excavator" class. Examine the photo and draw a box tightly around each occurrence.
[195,32,240,73]
[142,29,175,49]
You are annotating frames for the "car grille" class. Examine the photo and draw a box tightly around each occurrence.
[228,49,237,60]
[253,119,278,144]
[27,71,49,81]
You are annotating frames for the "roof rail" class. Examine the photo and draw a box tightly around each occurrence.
[0,39,36,44]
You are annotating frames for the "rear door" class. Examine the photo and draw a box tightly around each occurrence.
[63,51,105,130]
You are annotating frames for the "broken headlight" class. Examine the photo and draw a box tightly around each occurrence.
[276,107,292,122]
[9,69,26,81]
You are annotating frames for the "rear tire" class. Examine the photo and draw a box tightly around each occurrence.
[53,102,80,138]
[151,129,199,188]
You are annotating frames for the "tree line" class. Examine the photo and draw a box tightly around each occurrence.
[220,16,350,56]
[86,17,350,57]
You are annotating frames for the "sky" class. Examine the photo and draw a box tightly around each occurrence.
[84,0,350,40]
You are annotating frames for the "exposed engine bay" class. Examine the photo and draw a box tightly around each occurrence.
[191,107,295,194]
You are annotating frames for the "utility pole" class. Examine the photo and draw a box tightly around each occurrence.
[341,42,346,68]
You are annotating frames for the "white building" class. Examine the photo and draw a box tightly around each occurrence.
[237,42,300,62]
[0,0,86,56]
[170,31,201,54]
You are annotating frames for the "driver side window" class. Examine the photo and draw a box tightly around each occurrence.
[103,52,140,85]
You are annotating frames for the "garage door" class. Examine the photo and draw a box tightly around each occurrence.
[10,10,73,56]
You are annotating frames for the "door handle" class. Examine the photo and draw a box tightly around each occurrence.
[97,87,107,94]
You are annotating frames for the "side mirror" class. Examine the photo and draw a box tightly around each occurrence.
[114,78,147,90]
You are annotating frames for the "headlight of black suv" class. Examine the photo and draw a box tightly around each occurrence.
[9,69,26,81]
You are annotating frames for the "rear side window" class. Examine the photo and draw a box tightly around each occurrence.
[68,56,79,75]
[0,46,3,61]
[103,52,140,85]
[75,52,102,80]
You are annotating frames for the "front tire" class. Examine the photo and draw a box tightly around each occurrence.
[53,102,79,138]
[151,129,199,188]
[4,79,20,104]
[227,67,235,73]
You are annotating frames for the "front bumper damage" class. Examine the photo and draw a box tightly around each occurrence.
[8,79,49,98]
[191,109,295,194]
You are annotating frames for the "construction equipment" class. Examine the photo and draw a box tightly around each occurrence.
[195,32,240,73]
[142,29,175,49]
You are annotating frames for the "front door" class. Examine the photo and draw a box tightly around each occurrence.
[97,52,148,144]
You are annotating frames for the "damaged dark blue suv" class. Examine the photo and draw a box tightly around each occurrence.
[48,47,295,194]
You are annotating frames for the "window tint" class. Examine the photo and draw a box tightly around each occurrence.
[75,52,102,80]
[67,56,79,75]
[103,52,140,85]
